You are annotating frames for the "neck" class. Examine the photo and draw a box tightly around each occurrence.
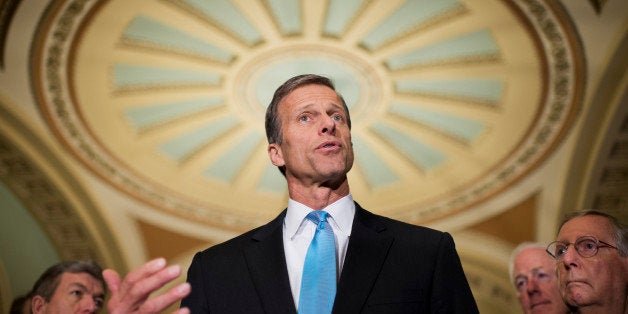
[287,177,350,210]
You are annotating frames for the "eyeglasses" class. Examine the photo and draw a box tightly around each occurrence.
[546,236,619,260]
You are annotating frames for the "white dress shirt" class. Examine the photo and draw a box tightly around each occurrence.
[282,194,355,308]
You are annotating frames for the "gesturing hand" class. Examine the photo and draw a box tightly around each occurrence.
[103,258,191,314]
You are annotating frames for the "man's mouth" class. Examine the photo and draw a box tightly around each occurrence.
[566,279,588,287]
[530,300,550,309]
[318,141,340,149]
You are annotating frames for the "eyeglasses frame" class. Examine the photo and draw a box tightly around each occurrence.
[546,235,619,260]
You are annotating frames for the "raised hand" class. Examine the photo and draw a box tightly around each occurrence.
[103,258,191,314]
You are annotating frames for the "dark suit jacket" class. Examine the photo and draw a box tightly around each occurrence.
[181,203,479,313]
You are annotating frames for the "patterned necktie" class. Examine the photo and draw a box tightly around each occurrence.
[298,210,337,314]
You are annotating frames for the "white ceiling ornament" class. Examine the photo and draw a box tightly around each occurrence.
[32,0,583,230]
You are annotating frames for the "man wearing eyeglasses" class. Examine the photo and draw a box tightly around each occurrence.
[509,242,570,313]
[546,210,627,314]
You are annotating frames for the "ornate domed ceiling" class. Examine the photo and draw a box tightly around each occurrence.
[32,0,583,231]
[6,0,628,313]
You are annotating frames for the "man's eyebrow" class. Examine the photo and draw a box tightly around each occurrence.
[294,102,344,113]
[515,266,545,278]
[296,103,316,111]
[327,102,344,110]
[70,282,87,290]
[530,266,546,273]
[514,274,527,281]
[68,282,89,291]
[68,282,105,298]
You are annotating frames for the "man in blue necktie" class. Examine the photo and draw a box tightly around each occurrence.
[181,74,479,313]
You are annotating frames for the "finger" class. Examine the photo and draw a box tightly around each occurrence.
[109,258,169,312]
[125,265,181,304]
[122,258,167,287]
[138,283,191,314]
[102,269,122,293]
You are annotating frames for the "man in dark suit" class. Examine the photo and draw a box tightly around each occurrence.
[181,74,478,313]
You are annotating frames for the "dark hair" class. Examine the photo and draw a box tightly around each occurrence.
[560,210,628,256]
[10,293,32,314]
[264,74,352,175]
[31,260,105,302]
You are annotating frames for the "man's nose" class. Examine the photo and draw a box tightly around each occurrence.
[526,278,539,293]
[80,297,98,313]
[320,115,336,135]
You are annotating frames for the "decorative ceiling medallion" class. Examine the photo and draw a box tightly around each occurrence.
[232,44,384,123]
[32,0,583,230]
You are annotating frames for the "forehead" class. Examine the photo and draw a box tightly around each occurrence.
[558,215,613,242]
[57,272,104,293]
[279,84,341,110]
[515,247,554,272]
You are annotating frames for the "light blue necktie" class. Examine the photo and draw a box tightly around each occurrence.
[298,210,337,314]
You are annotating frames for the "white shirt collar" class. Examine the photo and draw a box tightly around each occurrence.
[285,194,355,239]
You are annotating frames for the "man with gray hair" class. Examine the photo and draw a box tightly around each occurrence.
[546,210,628,313]
[510,242,570,314]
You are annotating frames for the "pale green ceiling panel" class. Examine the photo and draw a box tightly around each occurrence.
[178,0,262,45]
[385,29,499,69]
[361,0,462,50]
[258,164,287,193]
[204,132,263,182]
[266,0,302,34]
[395,79,503,104]
[389,103,485,142]
[371,122,446,171]
[159,116,239,160]
[125,97,224,129]
[0,182,60,296]
[123,15,235,63]
[324,0,364,36]
[113,64,221,88]
[353,136,398,188]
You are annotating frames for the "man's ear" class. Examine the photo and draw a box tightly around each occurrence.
[31,295,46,314]
[268,143,285,167]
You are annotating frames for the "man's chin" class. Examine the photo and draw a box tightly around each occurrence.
[564,283,592,304]
[530,301,552,313]
[565,295,593,309]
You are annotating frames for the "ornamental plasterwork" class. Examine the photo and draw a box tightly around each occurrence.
[32,0,583,230]
[0,103,126,271]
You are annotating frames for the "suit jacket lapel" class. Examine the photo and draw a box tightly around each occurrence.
[333,204,394,313]
[243,210,297,314]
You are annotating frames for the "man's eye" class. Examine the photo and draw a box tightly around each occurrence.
[580,240,596,251]
[71,290,83,297]
[332,114,342,121]
[299,116,310,122]
[556,246,567,256]
[515,280,526,290]
[94,298,104,308]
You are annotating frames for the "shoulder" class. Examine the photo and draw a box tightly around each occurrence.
[357,204,444,234]
[355,204,455,247]
[194,210,286,259]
